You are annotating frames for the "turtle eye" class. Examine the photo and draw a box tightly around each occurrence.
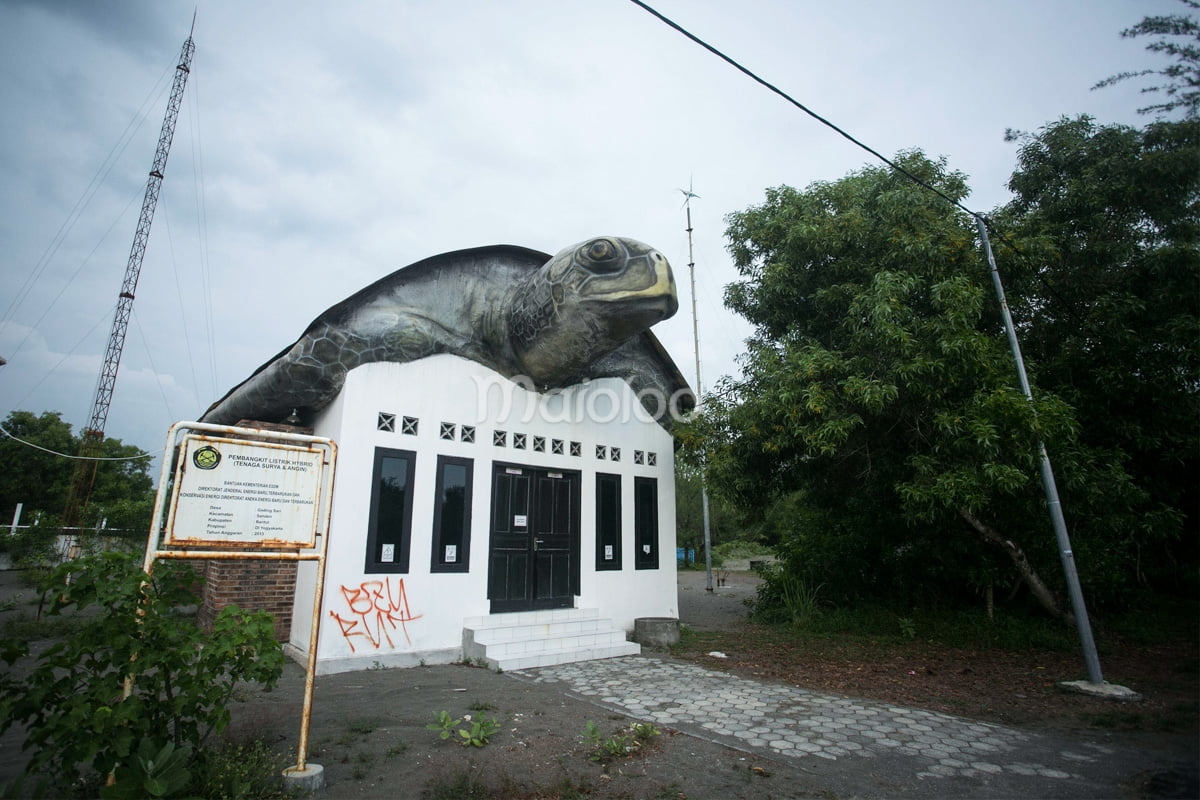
[579,239,622,273]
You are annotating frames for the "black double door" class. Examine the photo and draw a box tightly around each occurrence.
[487,463,580,613]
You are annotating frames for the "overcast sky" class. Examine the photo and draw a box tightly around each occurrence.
[0,0,1177,465]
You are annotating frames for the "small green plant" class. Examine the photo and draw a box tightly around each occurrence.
[898,616,917,640]
[427,710,501,747]
[385,740,409,758]
[190,738,290,799]
[0,552,284,794]
[582,720,661,762]
[345,716,383,735]
[100,739,192,799]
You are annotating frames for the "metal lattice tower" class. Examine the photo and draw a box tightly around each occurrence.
[63,25,195,530]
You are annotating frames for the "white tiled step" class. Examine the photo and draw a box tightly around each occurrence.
[471,618,609,644]
[463,608,599,628]
[483,629,631,657]
[492,642,641,672]
[462,608,640,670]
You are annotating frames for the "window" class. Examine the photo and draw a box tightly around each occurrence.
[595,473,622,570]
[432,456,473,572]
[365,448,416,573]
[634,476,658,570]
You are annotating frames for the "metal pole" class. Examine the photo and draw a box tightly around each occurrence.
[975,216,1104,685]
[683,197,715,593]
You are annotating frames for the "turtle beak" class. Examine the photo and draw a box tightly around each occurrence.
[602,249,678,319]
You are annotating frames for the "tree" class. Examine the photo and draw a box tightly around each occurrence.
[0,552,284,794]
[996,115,1200,590]
[1093,0,1200,119]
[695,152,1158,620]
[0,410,154,537]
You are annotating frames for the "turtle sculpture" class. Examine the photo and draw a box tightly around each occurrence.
[200,236,694,428]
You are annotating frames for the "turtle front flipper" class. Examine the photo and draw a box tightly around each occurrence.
[582,333,695,428]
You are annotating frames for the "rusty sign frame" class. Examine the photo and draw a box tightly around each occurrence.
[165,433,324,548]
[141,420,337,778]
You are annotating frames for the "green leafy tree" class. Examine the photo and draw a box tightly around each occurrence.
[697,152,1155,620]
[0,410,154,541]
[0,411,76,522]
[0,551,284,794]
[996,115,1200,590]
[1093,0,1200,119]
[674,465,742,564]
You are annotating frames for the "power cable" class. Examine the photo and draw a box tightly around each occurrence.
[131,309,176,423]
[5,186,144,366]
[2,61,174,330]
[627,0,1080,335]
[627,0,977,219]
[0,423,152,461]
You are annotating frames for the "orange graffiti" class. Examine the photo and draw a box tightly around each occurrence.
[329,577,422,652]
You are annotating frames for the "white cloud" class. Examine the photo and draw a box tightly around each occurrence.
[0,0,1179,460]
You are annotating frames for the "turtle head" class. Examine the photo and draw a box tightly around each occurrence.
[508,236,678,385]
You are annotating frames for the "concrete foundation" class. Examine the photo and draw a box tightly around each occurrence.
[633,616,680,647]
[281,763,324,794]
[1058,680,1143,702]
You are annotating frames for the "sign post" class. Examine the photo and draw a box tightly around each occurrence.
[142,421,337,791]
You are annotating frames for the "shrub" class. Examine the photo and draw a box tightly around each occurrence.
[0,551,284,794]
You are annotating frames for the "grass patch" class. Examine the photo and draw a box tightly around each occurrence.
[345,715,384,735]
[2,611,87,641]
[190,738,291,799]
[426,769,492,800]
[752,601,1083,652]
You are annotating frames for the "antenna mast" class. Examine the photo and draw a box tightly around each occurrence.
[679,181,715,593]
[62,26,196,531]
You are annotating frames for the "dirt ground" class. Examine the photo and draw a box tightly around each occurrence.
[1,568,1197,799]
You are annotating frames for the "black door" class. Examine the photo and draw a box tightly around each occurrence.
[487,463,580,613]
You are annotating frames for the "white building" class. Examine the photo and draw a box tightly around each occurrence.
[287,353,682,674]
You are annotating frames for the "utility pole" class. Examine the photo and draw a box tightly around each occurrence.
[680,183,715,592]
[976,216,1137,700]
[61,22,195,535]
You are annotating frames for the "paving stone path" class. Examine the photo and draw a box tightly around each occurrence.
[518,656,1116,785]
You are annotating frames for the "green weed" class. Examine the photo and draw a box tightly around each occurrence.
[426,710,501,747]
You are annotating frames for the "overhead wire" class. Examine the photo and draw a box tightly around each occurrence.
[2,60,175,332]
[628,0,1081,345]
[628,0,978,220]
[0,423,152,461]
[160,198,202,411]
[131,308,177,423]
[6,304,118,413]
[5,186,145,366]
[187,64,220,402]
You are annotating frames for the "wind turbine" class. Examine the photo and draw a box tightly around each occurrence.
[678,179,714,593]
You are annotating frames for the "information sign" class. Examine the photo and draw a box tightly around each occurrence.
[166,435,324,548]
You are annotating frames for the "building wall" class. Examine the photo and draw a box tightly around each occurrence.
[288,354,678,673]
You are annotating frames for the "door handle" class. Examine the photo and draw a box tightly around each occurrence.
[534,538,545,551]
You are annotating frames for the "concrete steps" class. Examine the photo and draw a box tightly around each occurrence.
[462,608,640,671]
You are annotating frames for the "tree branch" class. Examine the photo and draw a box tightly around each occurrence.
[958,508,1073,623]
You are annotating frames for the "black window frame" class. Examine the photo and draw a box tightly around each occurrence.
[431,455,474,573]
[364,447,417,574]
[634,476,659,570]
[595,472,622,571]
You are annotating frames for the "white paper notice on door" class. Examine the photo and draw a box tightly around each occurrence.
[604,545,614,560]
[514,514,528,527]
[445,544,457,563]
[381,543,395,563]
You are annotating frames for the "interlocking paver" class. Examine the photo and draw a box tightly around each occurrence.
[517,656,1095,784]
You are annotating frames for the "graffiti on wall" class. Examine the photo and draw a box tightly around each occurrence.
[329,577,422,652]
